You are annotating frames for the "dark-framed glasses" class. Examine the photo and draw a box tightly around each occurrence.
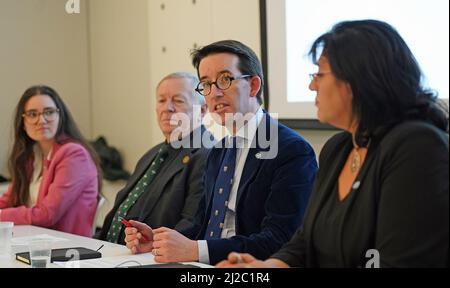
[195,73,252,96]
[22,108,60,124]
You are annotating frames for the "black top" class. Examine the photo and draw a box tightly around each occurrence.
[271,121,449,267]
[312,185,352,267]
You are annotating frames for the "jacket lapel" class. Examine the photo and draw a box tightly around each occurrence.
[38,142,63,202]
[138,148,192,220]
[139,126,214,221]
[235,148,263,209]
[115,147,160,206]
[235,113,271,209]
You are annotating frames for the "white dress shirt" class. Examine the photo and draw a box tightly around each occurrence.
[198,108,264,264]
[28,145,53,207]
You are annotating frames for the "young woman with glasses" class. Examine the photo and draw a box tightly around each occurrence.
[0,85,101,237]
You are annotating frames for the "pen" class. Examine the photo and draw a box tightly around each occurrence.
[96,244,104,252]
[119,217,151,241]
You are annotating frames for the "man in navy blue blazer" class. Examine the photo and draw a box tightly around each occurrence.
[124,40,318,265]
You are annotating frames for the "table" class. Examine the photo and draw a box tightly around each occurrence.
[0,225,211,268]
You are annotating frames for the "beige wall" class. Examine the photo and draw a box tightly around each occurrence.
[296,129,339,158]
[0,0,335,177]
[88,0,152,173]
[88,0,266,172]
[145,0,336,159]
[147,0,263,151]
[0,0,91,176]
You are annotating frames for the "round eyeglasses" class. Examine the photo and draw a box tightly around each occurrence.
[195,73,252,96]
[22,108,60,124]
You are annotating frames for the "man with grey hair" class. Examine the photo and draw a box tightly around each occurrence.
[98,72,213,244]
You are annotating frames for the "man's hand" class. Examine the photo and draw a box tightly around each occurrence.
[124,220,153,254]
[151,227,199,263]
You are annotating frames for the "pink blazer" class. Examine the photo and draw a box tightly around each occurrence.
[0,142,98,237]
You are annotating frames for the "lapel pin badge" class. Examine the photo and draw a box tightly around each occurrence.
[352,181,361,190]
[255,152,262,159]
[182,155,190,164]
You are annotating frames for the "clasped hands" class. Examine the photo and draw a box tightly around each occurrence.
[124,220,285,268]
[124,220,199,263]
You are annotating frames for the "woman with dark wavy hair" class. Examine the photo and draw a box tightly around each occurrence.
[0,85,101,237]
[218,19,448,268]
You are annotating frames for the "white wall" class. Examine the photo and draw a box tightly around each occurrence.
[0,0,91,177]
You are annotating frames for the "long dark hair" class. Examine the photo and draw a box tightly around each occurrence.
[309,19,448,146]
[8,85,101,207]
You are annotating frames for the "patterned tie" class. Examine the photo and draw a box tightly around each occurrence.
[204,137,237,240]
[106,144,169,243]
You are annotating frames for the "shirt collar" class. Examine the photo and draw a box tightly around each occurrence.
[33,144,54,175]
[234,107,264,143]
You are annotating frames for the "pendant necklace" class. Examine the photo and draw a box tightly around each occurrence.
[350,145,361,173]
[350,135,362,173]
